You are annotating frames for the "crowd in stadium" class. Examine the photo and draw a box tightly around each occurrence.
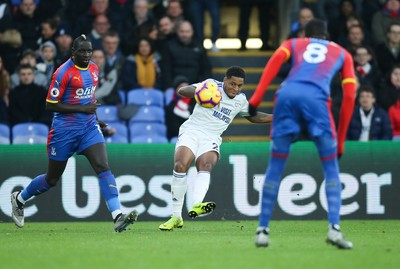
[0,0,399,143]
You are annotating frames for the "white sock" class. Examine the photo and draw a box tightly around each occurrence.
[17,193,26,204]
[191,171,210,206]
[172,171,187,218]
[112,209,122,220]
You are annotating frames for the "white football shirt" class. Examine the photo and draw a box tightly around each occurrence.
[179,79,250,140]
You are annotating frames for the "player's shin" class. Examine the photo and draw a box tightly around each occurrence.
[191,171,210,205]
[20,174,52,204]
[172,171,188,218]
[98,170,121,219]
[315,136,341,225]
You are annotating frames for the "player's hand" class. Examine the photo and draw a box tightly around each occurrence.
[98,119,108,129]
[82,102,101,114]
[248,103,258,117]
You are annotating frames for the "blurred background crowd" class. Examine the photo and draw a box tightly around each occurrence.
[0,0,399,143]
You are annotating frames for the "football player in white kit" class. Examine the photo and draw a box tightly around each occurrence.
[159,66,273,231]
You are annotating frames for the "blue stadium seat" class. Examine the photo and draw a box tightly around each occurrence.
[129,106,165,124]
[129,122,167,140]
[118,89,126,105]
[104,122,129,144]
[97,105,120,123]
[0,124,10,144]
[169,136,179,143]
[164,88,175,106]
[130,134,168,144]
[12,123,49,144]
[127,88,164,107]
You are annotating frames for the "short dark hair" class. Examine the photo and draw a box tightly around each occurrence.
[358,85,375,97]
[18,64,34,73]
[305,19,329,39]
[226,66,245,80]
[72,34,90,51]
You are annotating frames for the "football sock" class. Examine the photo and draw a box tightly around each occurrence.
[98,170,121,215]
[259,136,291,227]
[191,171,211,205]
[171,171,187,218]
[20,174,52,203]
[314,136,341,225]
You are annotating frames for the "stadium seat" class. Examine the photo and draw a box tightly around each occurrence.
[127,88,164,107]
[0,124,10,144]
[104,122,129,144]
[169,136,179,143]
[130,134,169,144]
[12,123,49,145]
[129,122,167,140]
[164,88,175,106]
[129,106,165,124]
[96,105,120,123]
[118,89,126,105]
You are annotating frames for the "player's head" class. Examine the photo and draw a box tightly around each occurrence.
[305,19,329,40]
[71,34,93,68]
[223,66,245,99]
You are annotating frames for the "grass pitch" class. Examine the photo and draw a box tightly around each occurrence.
[1,220,399,269]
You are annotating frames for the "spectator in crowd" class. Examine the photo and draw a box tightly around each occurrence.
[347,86,392,141]
[161,20,211,90]
[34,0,63,22]
[54,26,73,65]
[0,0,13,32]
[165,75,195,140]
[361,0,384,33]
[13,0,42,51]
[91,49,121,105]
[0,55,10,108]
[237,0,277,50]
[36,41,58,85]
[329,0,358,42]
[75,0,122,38]
[372,0,400,46]
[388,99,400,140]
[62,0,91,32]
[0,29,23,74]
[166,0,188,30]
[353,45,382,90]
[377,64,400,110]
[10,49,48,89]
[102,31,125,82]
[342,24,368,55]
[375,22,400,75]
[288,7,314,39]
[121,37,162,90]
[8,64,51,126]
[189,0,221,51]
[122,0,156,55]
[156,15,177,51]
[36,17,59,48]
[88,14,111,50]
[336,13,371,46]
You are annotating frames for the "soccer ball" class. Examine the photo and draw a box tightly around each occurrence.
[194,81,222,108]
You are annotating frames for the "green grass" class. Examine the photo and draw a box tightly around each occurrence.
[1,220,399,269]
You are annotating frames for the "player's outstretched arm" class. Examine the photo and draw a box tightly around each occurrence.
[244,112,273,124]
[177,85,196,98]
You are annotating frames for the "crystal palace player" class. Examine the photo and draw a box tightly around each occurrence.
[248,20,356,249]
[11,35,138,232]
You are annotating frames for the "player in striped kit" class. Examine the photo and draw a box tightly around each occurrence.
[11,35,138,232]
[248,19,356,249]
[159,66,273,231]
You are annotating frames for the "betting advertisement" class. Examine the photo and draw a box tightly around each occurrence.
[0,142,399,222]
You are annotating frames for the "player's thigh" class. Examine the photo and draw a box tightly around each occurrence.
[82,142,110,174]
[174,146,196,171]
[46,158,68,185]
[77,123,105,155]
[47,128,80,161]
[196,151,219,172]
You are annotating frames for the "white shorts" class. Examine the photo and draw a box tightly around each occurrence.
[175,129,221,160]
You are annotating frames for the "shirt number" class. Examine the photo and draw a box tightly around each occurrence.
[303,43,328,64]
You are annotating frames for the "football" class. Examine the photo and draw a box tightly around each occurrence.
[194,81,222,108]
